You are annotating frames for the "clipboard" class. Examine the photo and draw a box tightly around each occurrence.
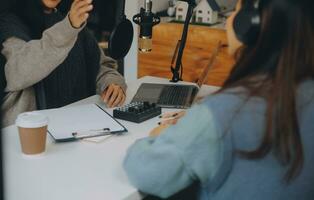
[41,104,127,142]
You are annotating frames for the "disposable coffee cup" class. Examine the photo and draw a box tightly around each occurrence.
[16,112,49,155]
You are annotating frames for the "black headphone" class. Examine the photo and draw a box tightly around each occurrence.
[233,0,261,45]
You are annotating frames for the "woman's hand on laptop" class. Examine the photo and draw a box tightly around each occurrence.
[102,84,126,108]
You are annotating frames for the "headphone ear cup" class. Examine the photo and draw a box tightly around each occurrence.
[233,9,260,45]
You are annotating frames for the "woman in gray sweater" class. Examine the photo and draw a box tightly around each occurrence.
[124,0,314,199]
[0,0,127,127]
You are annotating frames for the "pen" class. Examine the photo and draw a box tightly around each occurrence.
[72,128,111,139]
[159,111,185,119]
[159,113,178,118]
[159,112,179,119]
[171,113,178,117]
[88,128,110,132]
[158,111,186,125]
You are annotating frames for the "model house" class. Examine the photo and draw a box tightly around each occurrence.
[175,1,189,21]
[175,0,220,24]
[195,0,220,24]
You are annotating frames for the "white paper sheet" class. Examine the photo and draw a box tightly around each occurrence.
[40,104,126,141]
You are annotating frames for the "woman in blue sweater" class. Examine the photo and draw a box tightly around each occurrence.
[124,0,314,199]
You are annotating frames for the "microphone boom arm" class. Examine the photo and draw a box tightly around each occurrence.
[171,0,196,82]
[132,0,196,81]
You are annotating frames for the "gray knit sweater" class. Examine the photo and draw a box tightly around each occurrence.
[1,16,126,127]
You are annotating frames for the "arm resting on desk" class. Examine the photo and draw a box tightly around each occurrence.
[123,104,223,198]
[96,47,127,95]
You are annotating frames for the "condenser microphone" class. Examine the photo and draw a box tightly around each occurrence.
[133,0,160,52]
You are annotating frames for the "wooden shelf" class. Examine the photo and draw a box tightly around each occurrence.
[138,23,235,86]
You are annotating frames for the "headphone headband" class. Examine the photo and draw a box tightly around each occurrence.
[233,0,261,45]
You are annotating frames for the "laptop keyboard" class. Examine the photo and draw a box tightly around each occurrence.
[158,86,190,106]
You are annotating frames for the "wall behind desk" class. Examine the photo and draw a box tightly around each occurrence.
[138,23,235,86]
[123,0,139,83]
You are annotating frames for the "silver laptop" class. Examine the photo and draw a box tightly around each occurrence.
[131,42,222,108]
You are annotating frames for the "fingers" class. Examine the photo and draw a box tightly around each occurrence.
[111,92,122,107]
[175,111,186,118]
[80,13,90,23]
[108,87,119,107]
[159,111,178,118]
[111,88,126,107]
[72,0,92,11]
[112,90,125,107]
[77,4,93,16]
[158,111,186,125]
[149,124,170,137]
[69,0,93,28]
[70,0,80,10]
[71,0,83,9]
[119,93,126,106]
[159,111,186,119]
[103,85,114,103]
[158,118,179,125]
[102,85,126,108]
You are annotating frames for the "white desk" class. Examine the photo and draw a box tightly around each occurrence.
[3,76,219,200]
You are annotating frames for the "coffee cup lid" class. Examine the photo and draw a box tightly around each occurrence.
[16,112,49,128]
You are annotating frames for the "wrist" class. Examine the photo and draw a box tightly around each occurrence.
[68,14,83,29]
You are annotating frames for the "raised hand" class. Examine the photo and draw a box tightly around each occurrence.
[69,0,93,28]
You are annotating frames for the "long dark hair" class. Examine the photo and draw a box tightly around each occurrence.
[222,0,314,182]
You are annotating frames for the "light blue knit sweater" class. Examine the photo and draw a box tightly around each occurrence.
[124,80,314,200]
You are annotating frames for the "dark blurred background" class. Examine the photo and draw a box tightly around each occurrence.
[58,0,125,74]
[58,0,120,42]
[0,1,8,198]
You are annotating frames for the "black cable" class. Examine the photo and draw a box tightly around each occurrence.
[122,0,126,17]
[180,63,183,80]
